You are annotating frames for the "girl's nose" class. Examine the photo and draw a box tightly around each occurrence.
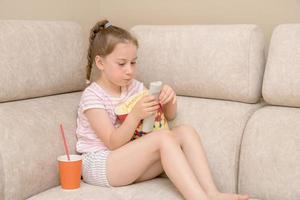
[125,64,133,74]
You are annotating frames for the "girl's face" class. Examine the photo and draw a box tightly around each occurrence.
[96,42,138,87]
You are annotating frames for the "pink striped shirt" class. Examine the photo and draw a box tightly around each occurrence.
[76,79,144,153]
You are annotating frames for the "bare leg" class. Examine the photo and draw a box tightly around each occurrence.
[106,130,209,200]
[171,125,248,200]
[171,125,218,194]
[134,160,163,183]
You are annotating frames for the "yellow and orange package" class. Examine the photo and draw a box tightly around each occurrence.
[114,90,169,140]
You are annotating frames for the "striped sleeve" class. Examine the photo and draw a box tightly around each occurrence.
[80,87,105,112]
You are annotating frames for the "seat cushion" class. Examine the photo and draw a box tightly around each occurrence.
[169,96,264,193]
[27,179,182,200]
[27,179,262,200]
[239,106,300,200]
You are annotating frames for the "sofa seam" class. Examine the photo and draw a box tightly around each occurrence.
[235,103,265,193]
[235,28,255,191]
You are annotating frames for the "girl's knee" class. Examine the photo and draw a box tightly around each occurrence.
[176,124,196,133]
[152,130,179,147]
[173,124,201,142]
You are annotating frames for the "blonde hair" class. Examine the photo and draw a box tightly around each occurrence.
[86,19,138,81]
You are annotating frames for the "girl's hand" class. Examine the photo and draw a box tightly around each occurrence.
[131,95,160,121]
[159,85,176,105]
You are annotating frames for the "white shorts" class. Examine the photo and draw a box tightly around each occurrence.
[82,150,112,187]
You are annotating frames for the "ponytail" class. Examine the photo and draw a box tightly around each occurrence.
[86,19,108,81]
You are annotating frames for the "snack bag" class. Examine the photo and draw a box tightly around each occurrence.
[115,90,169,140]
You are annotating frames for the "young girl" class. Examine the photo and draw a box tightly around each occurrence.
[76,19,249,200]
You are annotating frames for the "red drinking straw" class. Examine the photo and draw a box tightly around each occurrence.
[60,124,70,161]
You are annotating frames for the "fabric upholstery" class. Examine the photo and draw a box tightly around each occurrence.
[0,20,86,103]
[0,92,263,200]
[239,106,300,200]
[131,25,265,103]
[0,21,271,200]
[0,92,81,200]
[169,96,264,193]
[262,24,300,107]
[27,179,182,200]
[27,179,260,200]
[0,153,4,200]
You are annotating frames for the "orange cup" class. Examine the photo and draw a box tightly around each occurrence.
[57,154,82,190]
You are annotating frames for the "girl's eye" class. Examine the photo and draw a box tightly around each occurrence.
[131,62,137,65]
[118,63,126,66]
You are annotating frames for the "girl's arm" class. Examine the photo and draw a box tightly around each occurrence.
[162,96,177,120]
[85,95,159,150]
[159,85,177,121]
[85,109,139,150]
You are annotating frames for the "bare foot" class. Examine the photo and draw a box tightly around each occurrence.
[208,192,249,200]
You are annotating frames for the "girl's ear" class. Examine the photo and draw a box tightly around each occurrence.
[95,55,105,70]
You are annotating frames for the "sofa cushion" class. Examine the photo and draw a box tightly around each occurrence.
[0,92,81,200]
[0,153,4,200]
[169,96,264,193]
[27,179,262,200]
[262,24,300,107]
[0,20,86,103]
[27,179,182,200]
[239,106,300,200]
[131,25,265,103]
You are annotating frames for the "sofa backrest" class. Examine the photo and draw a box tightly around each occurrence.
[0,20,86,103]
[131,25,265,103]
[0,20,85,200]
[262,24,300,107]
[239,24,300,200]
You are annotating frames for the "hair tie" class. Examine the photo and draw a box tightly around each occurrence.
[104,22,112,29]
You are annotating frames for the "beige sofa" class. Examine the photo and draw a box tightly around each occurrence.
[0,20,299,200]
